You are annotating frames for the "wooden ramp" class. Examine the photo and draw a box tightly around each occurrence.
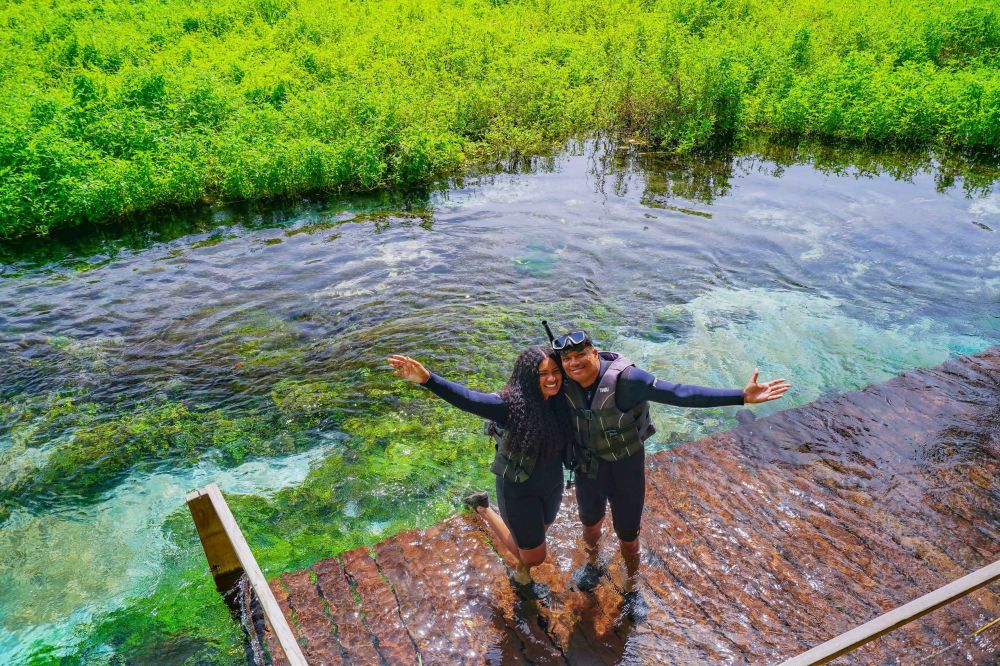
[260,349,1000,665]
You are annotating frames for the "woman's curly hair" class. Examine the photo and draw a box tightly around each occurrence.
[498,346,575,462]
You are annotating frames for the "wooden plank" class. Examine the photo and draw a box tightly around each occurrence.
[186,490,241,580]
[779,559,1000,666]
[187,483,308,666]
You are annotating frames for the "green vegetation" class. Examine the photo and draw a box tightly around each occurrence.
[0,303,553,663]
[0,0,997,239]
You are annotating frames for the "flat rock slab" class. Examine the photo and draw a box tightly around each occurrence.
[264,349,1000,664]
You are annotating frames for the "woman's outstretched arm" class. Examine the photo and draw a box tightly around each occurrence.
[387,355,507,424]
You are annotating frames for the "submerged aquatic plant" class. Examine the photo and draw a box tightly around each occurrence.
[1,296,620,662]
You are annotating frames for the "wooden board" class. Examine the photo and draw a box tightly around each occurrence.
[187,483,308,666]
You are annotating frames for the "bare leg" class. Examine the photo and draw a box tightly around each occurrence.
[476,506,546,583]
[620,536,640,593]
[618,535,648,622]
[477,506,520,559]
[568,515,608,593]
[582,516,604,565]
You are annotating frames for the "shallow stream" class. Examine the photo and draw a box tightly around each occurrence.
[1,141,998,663]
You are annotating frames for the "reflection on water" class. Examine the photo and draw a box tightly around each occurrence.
[0,140,998,663]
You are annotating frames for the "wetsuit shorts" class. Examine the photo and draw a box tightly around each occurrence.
[574,448,645,542]
[495,455,564,550]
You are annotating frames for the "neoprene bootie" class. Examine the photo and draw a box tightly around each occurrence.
[462,490,489,511]
[571,561,606,593]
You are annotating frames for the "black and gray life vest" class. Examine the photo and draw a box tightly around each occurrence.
[484,420,535,483]
[564,352,655,476]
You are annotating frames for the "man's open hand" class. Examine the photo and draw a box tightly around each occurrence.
[742,369,790,404]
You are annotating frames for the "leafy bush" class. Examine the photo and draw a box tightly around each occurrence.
[0,0,996,239]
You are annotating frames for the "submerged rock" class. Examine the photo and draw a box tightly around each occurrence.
[262,347,1000,664]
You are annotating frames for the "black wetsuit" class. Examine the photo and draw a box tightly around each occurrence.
[568,360,744,541]
[423,374,563,550]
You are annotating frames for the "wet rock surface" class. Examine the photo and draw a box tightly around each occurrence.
[264,349,1000,664]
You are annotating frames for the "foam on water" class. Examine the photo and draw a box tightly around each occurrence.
[617,287,990,445]
[0,442,334,663]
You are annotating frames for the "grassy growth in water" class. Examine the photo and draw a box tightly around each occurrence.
[0,0,997,238]
[2,300,621,662]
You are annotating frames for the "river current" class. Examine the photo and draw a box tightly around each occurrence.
[1,142,998,663]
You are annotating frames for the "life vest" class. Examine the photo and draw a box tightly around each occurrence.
[484,419,535,483]
[564,352,655,476]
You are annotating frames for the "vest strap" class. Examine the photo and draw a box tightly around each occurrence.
[486,421,534,483]
[565,352,655,473]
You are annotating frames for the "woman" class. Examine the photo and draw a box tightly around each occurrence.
[387,347,574,599]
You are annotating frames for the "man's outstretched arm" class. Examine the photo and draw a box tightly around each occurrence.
[617,367,790,410]
[740,368,791,404]
[617,366,745,409]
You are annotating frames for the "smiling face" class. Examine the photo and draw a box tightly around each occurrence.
[537,356,562,399]
[560,345,601,388]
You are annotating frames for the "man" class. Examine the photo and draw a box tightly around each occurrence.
[552,329,790,621]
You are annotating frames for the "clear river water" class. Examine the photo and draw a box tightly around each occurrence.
[1,141,998,664]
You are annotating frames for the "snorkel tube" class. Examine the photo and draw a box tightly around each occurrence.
[544,320,575,488]
[542,320,562,369]
[542,320,556,346]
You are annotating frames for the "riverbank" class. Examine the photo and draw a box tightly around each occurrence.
[1,0,997,239]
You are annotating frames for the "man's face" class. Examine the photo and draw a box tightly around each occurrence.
[560,345,601,388]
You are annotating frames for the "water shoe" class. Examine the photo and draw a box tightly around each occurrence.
[509,575,551,601]
[570,561,607,593]
[463,490,489,511]
[620,588,649,624]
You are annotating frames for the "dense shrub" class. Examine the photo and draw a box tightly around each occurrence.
[0,0,996,239]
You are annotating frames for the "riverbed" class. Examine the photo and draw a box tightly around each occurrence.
[1,141,997,663]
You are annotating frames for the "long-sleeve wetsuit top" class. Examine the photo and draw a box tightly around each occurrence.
[422,373,508,426]
[578,359,745,412]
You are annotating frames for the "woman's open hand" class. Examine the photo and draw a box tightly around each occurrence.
[387,355,431,384]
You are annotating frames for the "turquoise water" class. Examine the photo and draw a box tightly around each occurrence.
[0,142,997,663]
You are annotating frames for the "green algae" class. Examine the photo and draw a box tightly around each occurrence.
[190,234,237,248]
[19,387,498,664]
[0,299,617,518]
[270,378,346,425]
[2,442,335,665]
[63,565,246,666]
[225,395,495,575]
[8,303,619,662]
[227,310,306,372]
[0,397,299,506]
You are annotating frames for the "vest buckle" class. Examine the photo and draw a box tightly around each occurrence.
[576,408,596,421]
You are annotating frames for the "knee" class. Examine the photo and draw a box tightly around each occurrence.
[617,529,640,547]
[581,515,604,536]
[520,546,547,568]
